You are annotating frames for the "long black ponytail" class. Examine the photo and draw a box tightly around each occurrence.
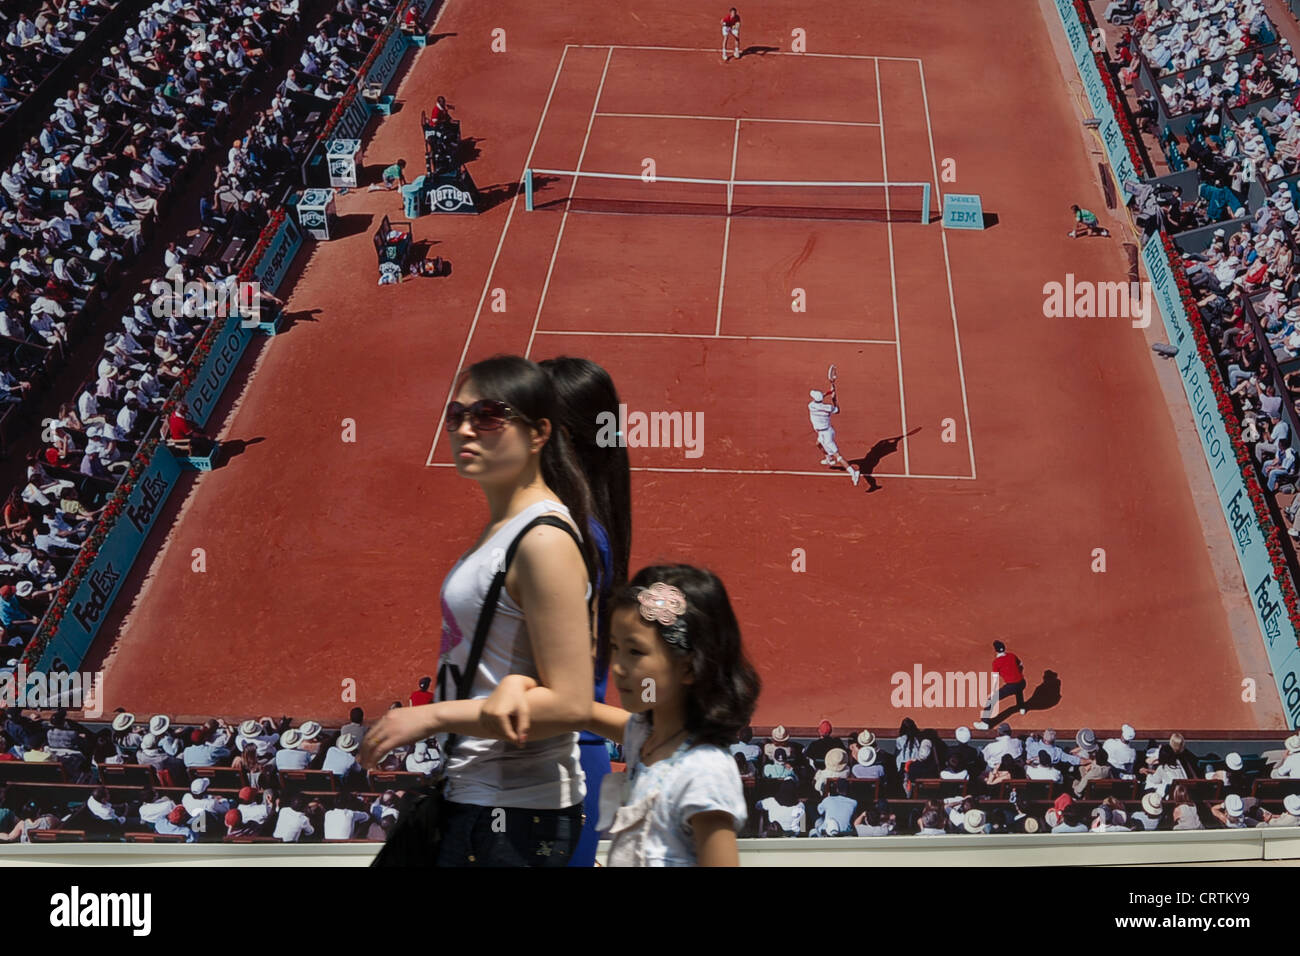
[539,357,632,672]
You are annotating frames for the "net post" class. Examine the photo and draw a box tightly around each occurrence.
[922,183,930,225]
[524,169,534,211]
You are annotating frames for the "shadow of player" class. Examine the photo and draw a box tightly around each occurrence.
[983,670,1062,726]
[741,45,780,57]
[848,427,922,492]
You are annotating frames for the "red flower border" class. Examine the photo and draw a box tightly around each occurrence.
[1159,232,1300,642]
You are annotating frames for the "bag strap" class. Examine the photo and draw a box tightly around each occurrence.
[442,514,591,760]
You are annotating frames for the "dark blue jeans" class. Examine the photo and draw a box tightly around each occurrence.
[435,800,583,867]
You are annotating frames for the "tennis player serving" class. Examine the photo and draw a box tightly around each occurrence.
[809,365,860,486]
[721,7,741,61]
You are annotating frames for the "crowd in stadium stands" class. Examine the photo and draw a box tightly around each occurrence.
[1,706,1298,842]
[0,690,448,841]
[0,0,118,117]
[0,0,415,673]
[734,721,1300,837]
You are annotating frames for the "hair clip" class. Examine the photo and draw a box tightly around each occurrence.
[636,582,689,650]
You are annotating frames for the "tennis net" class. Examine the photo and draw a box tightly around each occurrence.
[523,169,935,224]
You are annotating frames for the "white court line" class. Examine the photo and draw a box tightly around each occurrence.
[595,111,880,127]
[427,461,972,480]
[573,43,921,62]
[534,330,897,345]
[423,45,572,467]
[525,47,614,360]
[717,118,740,336]
[918,59,977,480]
[875,59,911,477]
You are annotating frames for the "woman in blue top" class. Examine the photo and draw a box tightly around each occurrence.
[540,357,632,867]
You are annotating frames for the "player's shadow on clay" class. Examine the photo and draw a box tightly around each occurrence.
[984,670,1062,726]
[848,426,922,492]
[741,45,780,57]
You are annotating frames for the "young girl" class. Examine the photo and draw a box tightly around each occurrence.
[359,354,599,866]
[482,564,761,866]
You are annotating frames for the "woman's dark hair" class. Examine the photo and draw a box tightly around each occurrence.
[774,779,799,807]
[733,752,750,776]
[898,717,920,751]
[539,356,632,671]
[610,564,760,748]
[460,356,599,598]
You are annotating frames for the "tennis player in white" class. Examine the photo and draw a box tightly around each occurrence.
[808,373,860,486]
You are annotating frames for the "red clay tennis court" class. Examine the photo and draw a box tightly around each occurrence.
[85,0,1285,734]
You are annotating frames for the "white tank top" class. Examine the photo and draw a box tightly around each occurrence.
[436,499,586,809]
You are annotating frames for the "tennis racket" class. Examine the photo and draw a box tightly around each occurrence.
[828,364,837,383]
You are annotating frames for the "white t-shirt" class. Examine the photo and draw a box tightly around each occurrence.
[758,797,805,833]
[273,808,314,842]
[606,712,748,865]
[437,499,587,809]
[808,400,837,432]
[323,808,370,840]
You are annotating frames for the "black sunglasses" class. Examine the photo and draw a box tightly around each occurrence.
[444,399,533,433]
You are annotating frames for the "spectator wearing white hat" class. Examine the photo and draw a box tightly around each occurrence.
[813,748,850,795]
[235,718,279,758]
[273,794,315,842]
[1211,794,1257,828]
[406,739,442,775]
[1261,793,1300,827]
[182,777,229,819]
[1270,735,1300,777]
[1102,724,1138,777]
[323,733,361,779]
[274,729,312,771]
[851,745,885,781]
[1131,791,1166,831]
[1206,751,1249,794]
[763,725,790,763]
[296,720,324,756]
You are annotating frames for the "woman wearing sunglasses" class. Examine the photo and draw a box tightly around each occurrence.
[359,354,599,866]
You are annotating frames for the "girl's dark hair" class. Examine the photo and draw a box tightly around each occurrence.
[611,564,760,748]
[538,356,632,671]
[460,355,599,597]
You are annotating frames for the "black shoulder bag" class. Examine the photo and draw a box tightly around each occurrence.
[371,514,592,866]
